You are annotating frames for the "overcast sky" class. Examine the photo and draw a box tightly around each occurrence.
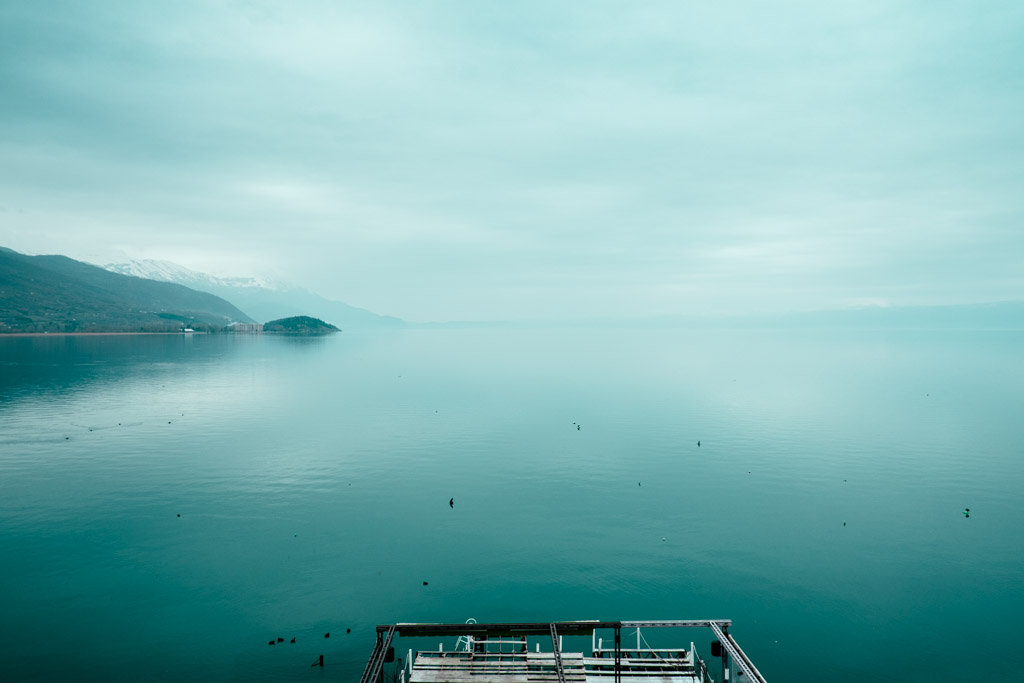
[1,1,1022,322]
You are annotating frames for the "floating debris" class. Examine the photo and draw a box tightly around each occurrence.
[449,497,454,508]
[324,632,330,638]
[423,581,429,586]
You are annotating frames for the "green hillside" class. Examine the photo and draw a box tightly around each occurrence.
[0,247,255,333]
[263,316,339,334]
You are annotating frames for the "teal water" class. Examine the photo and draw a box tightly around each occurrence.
[1,329,1021,682]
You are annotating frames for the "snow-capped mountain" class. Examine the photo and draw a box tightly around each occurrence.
[104,259,404,329]
[105,259,282,292]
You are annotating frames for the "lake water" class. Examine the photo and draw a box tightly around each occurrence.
[1,328,1021,682]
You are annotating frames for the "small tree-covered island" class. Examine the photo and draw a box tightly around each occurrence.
[263,316,339,335]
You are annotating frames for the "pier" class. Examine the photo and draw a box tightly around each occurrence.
[360,619,767,683]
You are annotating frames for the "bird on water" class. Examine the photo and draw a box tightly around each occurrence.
[449,497,454,508]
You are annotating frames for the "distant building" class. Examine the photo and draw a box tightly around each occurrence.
[229,323,264,333]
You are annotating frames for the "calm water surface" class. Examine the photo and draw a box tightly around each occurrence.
[1,328,1021,682]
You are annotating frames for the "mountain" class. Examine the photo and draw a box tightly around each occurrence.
[749,301,1024,329]
[0,247,254,333]
[106,259,280,293]
[624,301,1024,330]
[105,259,404,328]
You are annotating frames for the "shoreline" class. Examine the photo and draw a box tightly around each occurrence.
[0,332,209,337]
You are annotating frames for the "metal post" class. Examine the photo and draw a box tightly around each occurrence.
[614,624,621,683]
[720,623,728,683]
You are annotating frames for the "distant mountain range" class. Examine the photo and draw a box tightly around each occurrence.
[627,301,1024,330]
[0,247,253,333]
[105,259,404,329]
[4,246,1020,334]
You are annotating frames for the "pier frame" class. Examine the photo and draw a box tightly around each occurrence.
[359,619,767,683]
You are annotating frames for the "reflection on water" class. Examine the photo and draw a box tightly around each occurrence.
[0,328,1022,683]
[0,334,247,399]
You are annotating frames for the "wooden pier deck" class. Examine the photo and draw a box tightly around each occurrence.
[409,652,703,682]
[409,649,702,682]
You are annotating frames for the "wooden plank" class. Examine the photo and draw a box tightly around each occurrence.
[411,670,698,683]
[411,652,700,682]
[410,670,587,683]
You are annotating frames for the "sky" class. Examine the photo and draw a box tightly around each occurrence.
[1,1,1022,322]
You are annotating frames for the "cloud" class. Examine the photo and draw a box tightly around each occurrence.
[1,0,1023,320]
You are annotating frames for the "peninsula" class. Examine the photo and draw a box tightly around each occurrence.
[263,316,339,335]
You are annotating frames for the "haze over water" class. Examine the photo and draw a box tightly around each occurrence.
[1,328,1022,682]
